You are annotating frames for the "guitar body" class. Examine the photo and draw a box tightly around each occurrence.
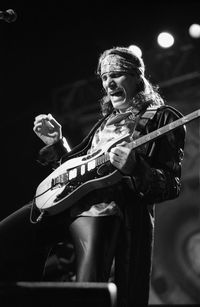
[35,134,129,215]
[35,109,200,216]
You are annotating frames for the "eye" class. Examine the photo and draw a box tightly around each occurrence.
[101,72,124,83]
[112,72,121,78]
[101,75,107,82]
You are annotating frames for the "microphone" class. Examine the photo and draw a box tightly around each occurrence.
[0,9,17,23]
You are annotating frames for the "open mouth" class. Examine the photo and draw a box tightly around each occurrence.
[110,89,124,97]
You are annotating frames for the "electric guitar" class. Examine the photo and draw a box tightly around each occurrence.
[35,109,200,216]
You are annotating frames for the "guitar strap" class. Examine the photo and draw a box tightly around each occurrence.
[130,106,159,140]
[121,106,159,190]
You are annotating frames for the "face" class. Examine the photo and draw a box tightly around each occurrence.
[101,71,138,111]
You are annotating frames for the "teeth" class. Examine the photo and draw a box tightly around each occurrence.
[110,90,122,96]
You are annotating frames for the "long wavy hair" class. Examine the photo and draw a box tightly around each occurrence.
[96,47,165,116]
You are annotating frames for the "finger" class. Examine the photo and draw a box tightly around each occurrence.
[42,118,55,129]
[33,122,43,133]
[34,114,49,122]
[47,114,61,128]
[33,121,43,128]
[110,147,121,155]
[116,143,133,151]
[33,116,49,127]
[47,131,59,137]
[110,147,127,157]
[109,152,121,164]
[116,141,128,147]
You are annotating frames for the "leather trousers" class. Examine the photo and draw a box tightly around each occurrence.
[0,202,121,282]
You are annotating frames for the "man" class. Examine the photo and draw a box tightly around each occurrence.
[0,46,186,306]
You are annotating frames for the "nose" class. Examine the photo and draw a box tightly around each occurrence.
[107,77,116,90]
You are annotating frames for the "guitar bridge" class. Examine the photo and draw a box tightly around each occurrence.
[54,184,74,202]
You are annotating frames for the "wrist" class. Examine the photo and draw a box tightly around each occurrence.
[61,137,71,152]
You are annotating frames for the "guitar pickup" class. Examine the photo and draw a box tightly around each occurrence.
[51,173,68,188]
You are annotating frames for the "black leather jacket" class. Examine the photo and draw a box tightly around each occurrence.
[37,104,186,306]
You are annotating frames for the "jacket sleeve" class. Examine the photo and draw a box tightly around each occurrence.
[36,138,69,168]
[131,106,186,204]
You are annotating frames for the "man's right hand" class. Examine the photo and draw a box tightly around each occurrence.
[33,113,62,145]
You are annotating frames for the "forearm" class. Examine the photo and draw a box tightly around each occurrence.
[37,137,70,167]
[132,157,181,203]
[131,107,185,203]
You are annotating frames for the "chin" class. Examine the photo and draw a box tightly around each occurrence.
[112,101,129,110]
[112,98,123,106]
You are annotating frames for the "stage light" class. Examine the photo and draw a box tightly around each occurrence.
[188,24,200,38]
[128,45,142,58]
[157,32,175,49]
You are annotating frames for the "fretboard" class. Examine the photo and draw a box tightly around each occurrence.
[131,109,200,149]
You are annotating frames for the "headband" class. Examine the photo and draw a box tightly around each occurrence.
[100,53,144,77]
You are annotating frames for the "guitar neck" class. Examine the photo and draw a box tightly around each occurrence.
[131,109,200,149]
[58,109,199,182]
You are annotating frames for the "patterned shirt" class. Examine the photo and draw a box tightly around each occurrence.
[70,108,139,218]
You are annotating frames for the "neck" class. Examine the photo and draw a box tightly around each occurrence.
[118,105,139,114]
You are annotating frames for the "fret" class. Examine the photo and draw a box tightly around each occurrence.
[132,109,200,149]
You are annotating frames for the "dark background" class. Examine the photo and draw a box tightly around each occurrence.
[1,1,200,304]
[1,0,199,210]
